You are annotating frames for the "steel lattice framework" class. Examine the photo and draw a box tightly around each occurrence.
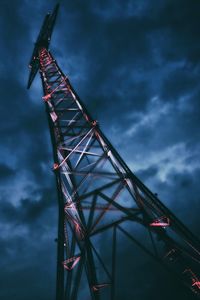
[28,4,200,300]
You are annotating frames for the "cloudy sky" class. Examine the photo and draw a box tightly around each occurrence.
[0,0,200,299]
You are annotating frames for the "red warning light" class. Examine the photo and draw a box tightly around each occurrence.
[53,163,59,170]
[150,216,170,227]
[92,283,110,292]
[63,256,81,271]
[42,93,51,102]
[192,281,200,289]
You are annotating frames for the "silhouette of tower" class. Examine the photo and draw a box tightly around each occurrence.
[28,4,200,300]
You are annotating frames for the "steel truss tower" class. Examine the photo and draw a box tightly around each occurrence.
[28,4,200,300]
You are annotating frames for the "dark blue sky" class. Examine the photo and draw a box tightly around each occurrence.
[0,1,200,299]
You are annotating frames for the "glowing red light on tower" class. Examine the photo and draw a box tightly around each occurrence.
[53,163,59,170]
[150,216,170,227]
[192,281,200,289]
[63,255,81,271]
[92,283,110,292]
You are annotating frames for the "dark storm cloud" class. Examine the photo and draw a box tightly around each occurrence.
[51,0,200,138]
[0,0,31,76]
[0,228,57,300]
[0,163,15,180]
[0,187,56,225]
[161,67,200,101]
[0,0,200,300]
[156,0,200,65]
[153,167,200,235]
[137,165,159,182]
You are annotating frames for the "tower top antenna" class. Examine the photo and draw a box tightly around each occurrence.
[27,3,59,89]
